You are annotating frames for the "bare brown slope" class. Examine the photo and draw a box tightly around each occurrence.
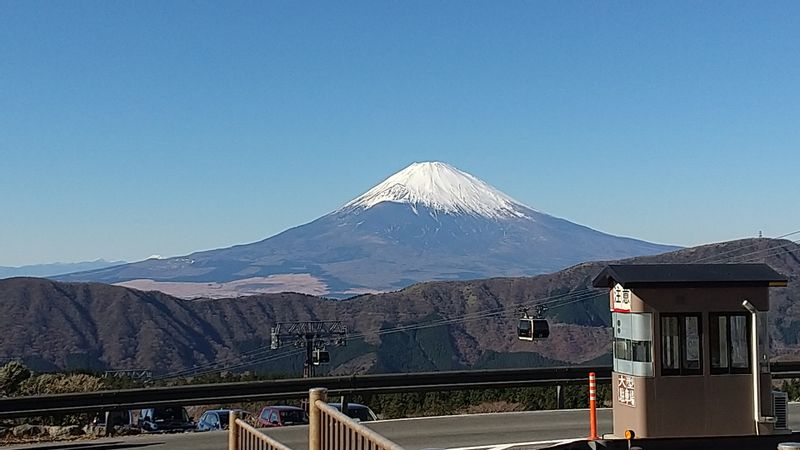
[0,279,327,372]
[0,238,798,374]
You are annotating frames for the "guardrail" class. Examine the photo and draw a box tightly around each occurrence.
[0,365,608,419]
[1,362,799,419]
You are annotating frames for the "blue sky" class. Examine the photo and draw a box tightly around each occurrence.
[1,1,799,266]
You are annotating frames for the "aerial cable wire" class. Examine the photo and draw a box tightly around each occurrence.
[353,234,800,341]
[343,289,606,343]
[186,348,308,378]
[164,231,800,378]
[211,238,796,377]
[726,240,800,265]
[155,347,307,381]
[701,238,800,264]
[153,343,292,380]
[692,230,800,263]
[354,233,800,341]
[152,347,301,381]
[165,289,606,380]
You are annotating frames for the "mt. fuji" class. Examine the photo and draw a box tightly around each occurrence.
[341,161,530,219]
[58,162,680,297]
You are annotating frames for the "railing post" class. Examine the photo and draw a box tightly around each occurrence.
[309,387,328,450]
[104,411,113,437]
[556,385,563,409]
[228,410,239,450]
[588,372,599,440]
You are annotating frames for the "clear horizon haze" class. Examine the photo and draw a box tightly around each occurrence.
[2,1,799,266]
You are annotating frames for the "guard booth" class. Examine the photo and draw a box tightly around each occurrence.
[592,264,788,438]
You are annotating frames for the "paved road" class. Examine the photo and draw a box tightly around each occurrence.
[6,405,800,450]
[3,409,611,450]
[260,408,613,450]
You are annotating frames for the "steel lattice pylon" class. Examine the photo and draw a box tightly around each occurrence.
[270,321,347,377]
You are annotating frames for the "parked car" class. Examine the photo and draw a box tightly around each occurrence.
[91,409,134,428]
[196,409,251,431]
[257,405,309,427]
[138,406,195,432]
[327,403,378,422]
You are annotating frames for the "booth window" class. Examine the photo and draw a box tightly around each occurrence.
[612,312,653,376]
[710,313,750,374]
[661,314,702,375]
[614,338,652,363]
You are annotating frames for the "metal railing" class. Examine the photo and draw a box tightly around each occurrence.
[3,363,800,419]
[229,411,293,450]
[0,365,609,419]
[310,388,404,450]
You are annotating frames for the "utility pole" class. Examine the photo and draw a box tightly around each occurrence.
[270,321,347,378]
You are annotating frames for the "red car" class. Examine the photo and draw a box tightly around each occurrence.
[257,405,309,427]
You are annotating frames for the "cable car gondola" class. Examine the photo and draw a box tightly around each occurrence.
[517,311,550,341]
[312,348,330,365]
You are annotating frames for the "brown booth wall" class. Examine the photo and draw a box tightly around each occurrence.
[612,286,773,438]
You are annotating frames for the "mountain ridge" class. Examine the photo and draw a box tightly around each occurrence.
[5,238,799,374]
[0,259,127,279]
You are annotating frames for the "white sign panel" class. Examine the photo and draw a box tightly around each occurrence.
[611,283,633,312]
[617,374,636,407]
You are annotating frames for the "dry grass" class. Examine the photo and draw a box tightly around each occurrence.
[19,373,105,396]
[456,401,526,414]
[116,274,330,299]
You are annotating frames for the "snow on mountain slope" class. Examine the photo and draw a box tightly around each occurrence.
[341,161,531,219]
[56,161,681,297]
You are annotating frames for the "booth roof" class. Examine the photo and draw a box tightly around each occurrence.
[592,263,788,289]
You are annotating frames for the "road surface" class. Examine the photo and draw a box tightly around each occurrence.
[6,405,800,450]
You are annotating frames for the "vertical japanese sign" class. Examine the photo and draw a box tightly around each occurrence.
[611,283,632,312]
[617,374,636,407]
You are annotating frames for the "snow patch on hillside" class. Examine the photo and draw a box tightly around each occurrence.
[340,161,534,219]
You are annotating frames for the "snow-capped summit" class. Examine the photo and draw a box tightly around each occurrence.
[341,161,531,219]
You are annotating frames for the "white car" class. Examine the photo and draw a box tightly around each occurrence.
[327,403,378,422]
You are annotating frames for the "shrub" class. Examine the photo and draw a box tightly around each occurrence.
[19,373,106,396]
[0,362,31,396]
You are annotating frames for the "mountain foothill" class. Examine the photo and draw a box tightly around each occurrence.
[0,238,797,375]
